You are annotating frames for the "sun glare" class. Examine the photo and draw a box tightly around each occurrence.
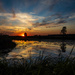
[21,33,24,37]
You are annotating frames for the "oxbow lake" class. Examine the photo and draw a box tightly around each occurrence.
[1,39,75,59]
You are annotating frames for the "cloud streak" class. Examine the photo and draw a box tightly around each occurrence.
[32,12,75,29]
[33,0,60,14]
[12,8,16,18]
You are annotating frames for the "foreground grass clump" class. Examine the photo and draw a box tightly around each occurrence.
[0,55,75,75]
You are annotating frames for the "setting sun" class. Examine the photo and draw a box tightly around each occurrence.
[21,33,25,37]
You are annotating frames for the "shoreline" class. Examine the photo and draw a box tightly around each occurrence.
[0,36,16,50]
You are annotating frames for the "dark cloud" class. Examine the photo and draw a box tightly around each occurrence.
[32,13,70,28]
[43,12,73,24]
[28,27,32,30]
[12,8,16,18]
[57,20,67,24]
[32,20,63,29]
[46,24,61,28]
[33,21,52,28]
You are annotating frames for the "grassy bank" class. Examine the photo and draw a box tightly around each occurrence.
[0,54,75,75]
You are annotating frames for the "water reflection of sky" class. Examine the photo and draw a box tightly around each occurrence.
[5,40,75,59]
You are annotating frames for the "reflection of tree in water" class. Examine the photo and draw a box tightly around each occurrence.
[60,40,66,52]
[58,40,66,57]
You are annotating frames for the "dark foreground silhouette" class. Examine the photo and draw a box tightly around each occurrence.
[0,55,75,75]
[0,35,16,54]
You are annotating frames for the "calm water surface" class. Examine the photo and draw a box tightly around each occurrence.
[1,40,75,59]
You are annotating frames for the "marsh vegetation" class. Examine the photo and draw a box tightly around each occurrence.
[0,39,75,75]
[0,50,75,75]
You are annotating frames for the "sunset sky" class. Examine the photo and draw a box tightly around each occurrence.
[0,0,75,36]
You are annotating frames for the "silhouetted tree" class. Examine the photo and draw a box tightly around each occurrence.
[61,26,67,35]
[24,32,27,38]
